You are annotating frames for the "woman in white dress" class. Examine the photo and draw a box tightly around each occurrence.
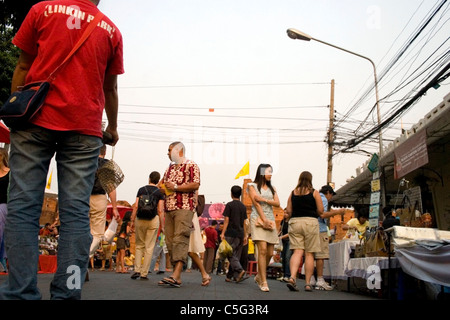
[188,213,211,286]
[248,164,280,292]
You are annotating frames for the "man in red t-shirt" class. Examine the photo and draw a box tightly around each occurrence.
[0,0,123,300]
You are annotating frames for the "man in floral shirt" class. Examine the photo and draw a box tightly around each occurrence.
[159,142,200,288]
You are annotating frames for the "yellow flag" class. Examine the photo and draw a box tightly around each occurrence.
[235,161,249,179]
[46,170,53,189]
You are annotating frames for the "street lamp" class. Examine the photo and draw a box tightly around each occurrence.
[286,28,383,158]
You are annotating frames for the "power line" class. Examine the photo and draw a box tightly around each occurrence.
[120,103,327,110]
[119,82,331,89]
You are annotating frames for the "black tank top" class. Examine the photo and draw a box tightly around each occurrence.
[291,189,317,218]
[0,172,9,204]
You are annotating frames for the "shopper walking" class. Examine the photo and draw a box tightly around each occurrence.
[221,185,249,283]
[159,142,200,288]
[315,185,345,290]
[286,171,323,292]
[248,164,280,292]
[130,171,165,280]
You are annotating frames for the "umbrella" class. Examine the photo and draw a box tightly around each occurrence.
[106,204,132,220]
[0,122,10,144]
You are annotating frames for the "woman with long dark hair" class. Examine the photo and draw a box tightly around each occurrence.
[286,171,323,292]
[248,164,280,292]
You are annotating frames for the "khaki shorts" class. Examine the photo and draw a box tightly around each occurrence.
[165,209,194,265]
[314,232,330,259]
[288,217,320,252]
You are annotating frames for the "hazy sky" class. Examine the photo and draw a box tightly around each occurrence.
[45,0,450,206]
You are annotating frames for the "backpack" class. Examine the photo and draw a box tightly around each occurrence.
[137,187,159,220]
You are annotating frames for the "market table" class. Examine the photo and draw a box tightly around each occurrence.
[38,255,57,273]
[386,226,450,287]
[323,239,359,280]
[345,256,400,279]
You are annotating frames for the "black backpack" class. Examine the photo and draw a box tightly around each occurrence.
[137,187,159,220]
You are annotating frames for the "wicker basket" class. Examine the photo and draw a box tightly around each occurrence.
[97,159,124,194]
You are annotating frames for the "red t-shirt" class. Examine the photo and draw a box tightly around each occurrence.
[12,0,124,137]
[204,226,218,249]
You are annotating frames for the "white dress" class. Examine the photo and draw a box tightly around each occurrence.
[189,213,205,253]
[248,183,279,244]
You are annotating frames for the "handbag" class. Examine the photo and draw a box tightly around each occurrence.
[365,228,388,257]
[0,12,104,129]
[256,217,275,230]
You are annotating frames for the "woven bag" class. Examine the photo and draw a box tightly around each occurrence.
[97,147,124,194]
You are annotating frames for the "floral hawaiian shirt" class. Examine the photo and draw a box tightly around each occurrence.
[162,159,200,211]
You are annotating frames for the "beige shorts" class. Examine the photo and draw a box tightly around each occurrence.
[314,232,330,259]
[165,209,194,265]
[288,217,320,252]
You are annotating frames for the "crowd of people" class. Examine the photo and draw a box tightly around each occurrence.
[0,0,373,300]
[83,149,357,296]
[0,135,368,299]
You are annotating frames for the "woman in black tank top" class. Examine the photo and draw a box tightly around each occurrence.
[285,171,323,292]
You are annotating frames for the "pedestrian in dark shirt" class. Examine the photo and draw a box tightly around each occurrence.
[221,186,249,283]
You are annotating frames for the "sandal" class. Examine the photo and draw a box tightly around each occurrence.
[304,284,313,292]
[160,276,182,288]
[286,278,299,292]
[260,282,270,292]
[254,275,261,286]
[201,276,212,286]
[236,270,249,283]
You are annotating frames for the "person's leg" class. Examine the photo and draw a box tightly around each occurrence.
[169,210,193,282]
[255,241,269,290]
[159,246,166,272]
[284,241,292,279]
[119,248,126,272]
[225,236,244,279]
[50,132,101,299]
[304,252,315,290]
[140,218,159,278]
[188,252,211,285]
[0,127,55,299]
[266,243,274,267]
[133,219,145,276]
[89,195,108,257]
[289,249,304,280]
[316,259,324,278]
[149,242,162,273]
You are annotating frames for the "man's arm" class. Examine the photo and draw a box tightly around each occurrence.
[157,199,165,234]
[221,216,229,240]
[108,189,120,220]
[130,197,139,230]
[103,74,119,145]
[165,181,200,193]
[243,218,249,245]
[11,50,36,93]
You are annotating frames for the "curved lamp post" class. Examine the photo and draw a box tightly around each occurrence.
[286,28,383,158]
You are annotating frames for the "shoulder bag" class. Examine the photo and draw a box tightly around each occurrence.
[0,12,104,129]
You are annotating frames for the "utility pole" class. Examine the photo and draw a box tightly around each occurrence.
[327,79,335,187]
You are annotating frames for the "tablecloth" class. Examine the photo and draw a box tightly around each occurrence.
[38,255,57,273]
[346,256,399,279]
[324,239,359,280]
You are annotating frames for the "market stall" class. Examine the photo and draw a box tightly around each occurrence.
[386,226,450,287]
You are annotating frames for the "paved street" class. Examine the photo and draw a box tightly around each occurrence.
[1,269,378,301]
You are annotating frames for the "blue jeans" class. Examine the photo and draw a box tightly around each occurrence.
[281,240,292,278]
[0,125,101,300]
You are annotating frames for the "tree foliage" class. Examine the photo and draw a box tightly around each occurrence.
[0,0,42,105]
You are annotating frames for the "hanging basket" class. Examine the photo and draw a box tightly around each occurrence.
[97,158,124,194]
